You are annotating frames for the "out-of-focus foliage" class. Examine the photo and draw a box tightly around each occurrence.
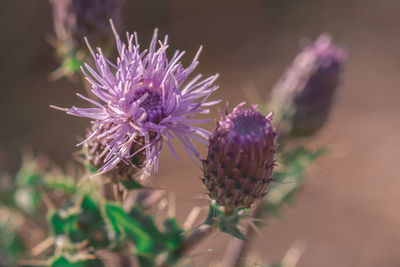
[0,126,329,267]
[48,195,110,248]
[104,203,184,266]
[264,147,327,216]
[49,255,105,267]
[0,155,188,267]
[0,217,26,267]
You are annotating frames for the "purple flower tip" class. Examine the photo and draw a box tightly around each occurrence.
[55,22,219,176]
[304,34,346,67]
[220,102,276,143]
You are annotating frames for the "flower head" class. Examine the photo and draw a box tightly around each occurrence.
[202,103,277,213]
[54,23,219,176]
[269,34,346,138]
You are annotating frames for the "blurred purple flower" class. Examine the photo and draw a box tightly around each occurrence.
[50,0,123,48]
[202,103,277,213]
[53,23,219,176]
[269,34,346,138]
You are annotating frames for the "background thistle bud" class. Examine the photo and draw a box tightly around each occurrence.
[84,123,147,182]
[202,103,278,214]
[269,34,346,138]
[50,0,123,49]
[49,0,123,78]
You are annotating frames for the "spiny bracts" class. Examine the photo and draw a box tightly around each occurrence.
[202,103,278,214]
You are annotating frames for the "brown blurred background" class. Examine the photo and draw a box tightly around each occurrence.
[1,0,400,266]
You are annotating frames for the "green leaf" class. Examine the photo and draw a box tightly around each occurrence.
[137,255,156,267]
[0,220,25,267]
[48,210,79,237]
[61,53,83,75]
[50,255,104,267]
[15,163,76,194]
[103,202,187,266]
[204,204,247,240]
[16,170,43,187]
[162,218,185,265]
[218,211,247,240]
[104,203,154,254]
[162,218,184,250]
[41,175,76,194]
[120,179,143,190]
[204,203,223,226]
[48,195,109,248]
[76,196,109,247]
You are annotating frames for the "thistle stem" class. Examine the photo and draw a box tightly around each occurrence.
[159,223,215,267]
[219,203,262,267]
[175,223,214,256]
[136,189,164,209]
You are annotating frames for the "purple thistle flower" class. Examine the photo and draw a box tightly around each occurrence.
[50,0,123,49]
[53,22,219,176]
[202,103,277,213]
[269,34,346,138]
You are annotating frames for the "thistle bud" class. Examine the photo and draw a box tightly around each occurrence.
[50,0,123,50]
[84,123,147,182]
[269,34,346,138]
[202,103,278,213]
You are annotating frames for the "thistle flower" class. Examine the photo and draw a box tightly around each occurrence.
[50,0,122,49]
[202,103,277,213]
[53,23,219,177]
[269,34,346,138]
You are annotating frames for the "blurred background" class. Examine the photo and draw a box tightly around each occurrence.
[1,0,400,266]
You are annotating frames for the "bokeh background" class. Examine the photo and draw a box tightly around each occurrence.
[1,0,400,266]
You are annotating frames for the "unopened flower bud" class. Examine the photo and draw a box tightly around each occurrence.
[269,34,346,138]
[50,0,123,50]
[202,103,278,213]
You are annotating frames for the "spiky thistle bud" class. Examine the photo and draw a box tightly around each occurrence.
[202,103,278,214]
[269,34,346,138]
